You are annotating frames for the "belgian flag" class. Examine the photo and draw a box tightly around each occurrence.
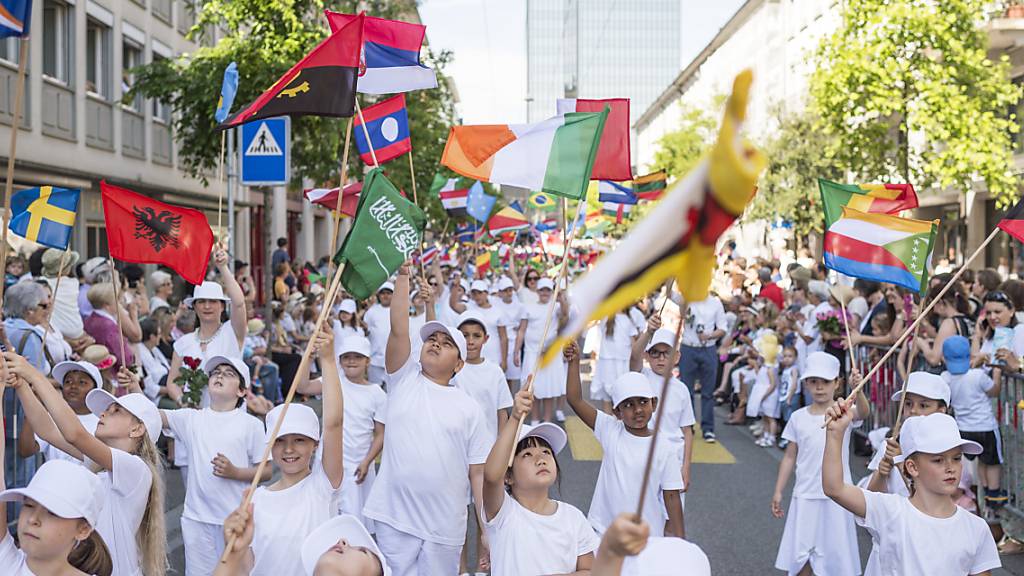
[218,13,363,129]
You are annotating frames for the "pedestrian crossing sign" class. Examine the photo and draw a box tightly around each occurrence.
[240,116,290,185]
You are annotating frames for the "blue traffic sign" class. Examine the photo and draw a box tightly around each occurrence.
[240,117,290,185]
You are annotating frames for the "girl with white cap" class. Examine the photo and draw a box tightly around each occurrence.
[18,360,102,464]
[824,407,1001,574]
[4,351,166,576]
[364,263,490,576]
[449,278,510,370]
[482,386,599,575]
[514,277,569,424]
[166,248,248,407]
[771,351,866,576]
[154,355,268,576]
[333,299,366,343]
[249,326,344,576]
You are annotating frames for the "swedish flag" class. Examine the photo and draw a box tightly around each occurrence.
[9,186,79,249]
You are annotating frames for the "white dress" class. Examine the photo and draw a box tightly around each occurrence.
[519,301,566,399]
[591,314,638,401]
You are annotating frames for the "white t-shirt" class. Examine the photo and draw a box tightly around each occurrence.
[340,377,387,468]
[517,286,539,306]
[866,447,911,497]
[467,302,509,364]
[781,406,859,499]
[681,296,727,348]
[944,369,998,432]
[520,301,556,350]
[588,411,684,536]
[363,358,491,546]
[94,448,153,576]
[164,407,265,524]
[363,304,390,368]
[597,314,638,360]
[453,360,514,442]
[857,489,1001,575]
[37,412,99,464]
[332,322,366,345]
[484,493,599,576]
[642,368,695,446]
[251,462,342,576]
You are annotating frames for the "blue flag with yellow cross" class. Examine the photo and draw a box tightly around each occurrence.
[8,186,79,249]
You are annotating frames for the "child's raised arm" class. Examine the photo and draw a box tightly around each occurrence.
[315,325,344,489]
[385,264,413,374]
[564,341,597,430]
[822,399,867,518]
[14,374,81,461]
[630,315,661,372]
[483,387,534,521]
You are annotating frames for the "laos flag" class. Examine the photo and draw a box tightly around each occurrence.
[326,11,438,95]
[354,93,411,165]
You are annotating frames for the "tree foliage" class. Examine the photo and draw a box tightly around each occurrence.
[130,0,457,223]
[810,0,1021,206]
[747,108,843,238]
[649,101,717,180]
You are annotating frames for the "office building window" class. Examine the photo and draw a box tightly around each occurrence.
[86,19,111,98]
[122,39,143,112]
[152,53,171,123]
[0,37,21,65]
[42,0,73,84]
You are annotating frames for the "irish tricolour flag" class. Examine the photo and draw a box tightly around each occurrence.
[441,110,609,200]
[824,206,937,294]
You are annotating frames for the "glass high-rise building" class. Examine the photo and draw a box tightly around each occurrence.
[526,0,681,129]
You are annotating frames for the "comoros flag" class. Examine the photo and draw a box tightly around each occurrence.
[354,93,411,165]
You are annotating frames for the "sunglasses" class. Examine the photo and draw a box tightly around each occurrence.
[984,291,1013,306]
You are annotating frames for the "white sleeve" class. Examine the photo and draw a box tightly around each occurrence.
[970,517,1003,574]
[573,509,600,556]
[482,491,513,530]
[976,370,995,393]
[496,371,513,410]
[109,448,152,499]
[658,450,685,491]
[372,390,387,425]
[0,531,25,569]
[714,300,729,332]
[593,411,616,446]
[465,405,491,465]
[857,488,898,535]
[247,415,266,466]
[781,412,800,443]
[385,356,418,390]
[1014,324,1024,357]
[678,387,696,428]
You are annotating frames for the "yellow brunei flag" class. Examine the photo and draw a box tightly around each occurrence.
[540,70,767,367]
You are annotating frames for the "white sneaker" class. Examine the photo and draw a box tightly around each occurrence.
[555,410,567,422]
[764,436,775,447]
[751,423,764,436]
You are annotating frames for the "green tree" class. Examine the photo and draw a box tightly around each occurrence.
[810,0,1021,206]
[650,102,717,179]
[130,0,457,222]
[747,108,843,238]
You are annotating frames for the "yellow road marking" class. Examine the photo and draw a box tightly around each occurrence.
[563,417,735,464]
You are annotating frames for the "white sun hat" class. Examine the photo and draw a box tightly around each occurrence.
[184,281,230,309]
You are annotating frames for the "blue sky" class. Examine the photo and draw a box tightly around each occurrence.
[419,0,746,124]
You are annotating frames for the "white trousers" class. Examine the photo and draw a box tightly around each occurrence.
[180,516,226,576]
[374,521,461,576]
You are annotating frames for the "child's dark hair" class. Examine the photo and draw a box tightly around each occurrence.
[140,317,159,342]
[459,320,486,334]
[505,435,561,494]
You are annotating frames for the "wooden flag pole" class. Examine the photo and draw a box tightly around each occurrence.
[216,131,226,242]
[327,117,355,279]
[839,295,857,377]
[221,257,347,563]
[36,248,70,368]
[506,197,585,467]
[107,256,131,374]
[891,298,927,438]
[635,301,686,518]
[354,100,380,167]
[406,152,430,283]
[0,38,30,310]
[825,225,1003,427]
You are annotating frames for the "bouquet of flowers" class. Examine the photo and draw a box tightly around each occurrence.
[816,309,850,349]
[175,356,208,408]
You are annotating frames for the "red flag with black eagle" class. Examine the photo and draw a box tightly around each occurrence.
[101,181,214,285]
[998,197,1024,243]
[217,13,364,129]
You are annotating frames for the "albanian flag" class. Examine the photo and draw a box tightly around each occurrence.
[999,197,1024,244]
[100,181,214,285]
[217,14,363,129]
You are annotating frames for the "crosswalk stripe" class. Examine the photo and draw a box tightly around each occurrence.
[563,417,736,463]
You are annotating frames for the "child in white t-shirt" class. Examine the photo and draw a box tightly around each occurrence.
[454,311,514,442]
[630,317,695,501]
[591,312,639,413]
[20,361,101,464]
[771,352,866,576]
[565,342,685,538]
[482,386,599,575]
[159,355,267,576]
[515,277,570,424]
[776,346,801,450]
[824,407,1001,575]
[8,351,167,576]
[364,264,491,576]
[249,326,345,576]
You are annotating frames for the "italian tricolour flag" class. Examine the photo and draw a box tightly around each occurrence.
[441,110,609,200]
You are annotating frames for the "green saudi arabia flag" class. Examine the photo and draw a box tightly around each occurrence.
[334,168,426,299]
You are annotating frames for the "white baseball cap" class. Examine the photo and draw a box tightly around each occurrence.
[893,412,982,464]
[497,276,515,291]
[51,360,102,391]
[377,282,395,293]
[203,355,251,389]
[458,279,471,293]
[537,278,555,291]
[86,390,162,443]
[301,514,391,576]
[645,328,677,353]
[470,279,489,293]
[800,352,840,382]
[457,311,489,335]
[891,372,950,405]
[518,422,567,455]
[0,460,107,528]
[184,281,231,309]
[337,335,371,359]
[265,403,320,445]
[611,372,656,408]
[338,299,357,314]
[420,321,469,361]
[621,537,711,576]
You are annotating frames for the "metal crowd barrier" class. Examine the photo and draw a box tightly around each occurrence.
[851,343,903,433]
[1000,372,1024,536]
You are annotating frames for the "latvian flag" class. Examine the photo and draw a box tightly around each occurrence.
[325,11,438,95]
[438,178,469,217]
[304,182,362,217]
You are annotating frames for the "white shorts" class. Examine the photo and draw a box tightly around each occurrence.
[374,520,462,576]
[180,516,226,576]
